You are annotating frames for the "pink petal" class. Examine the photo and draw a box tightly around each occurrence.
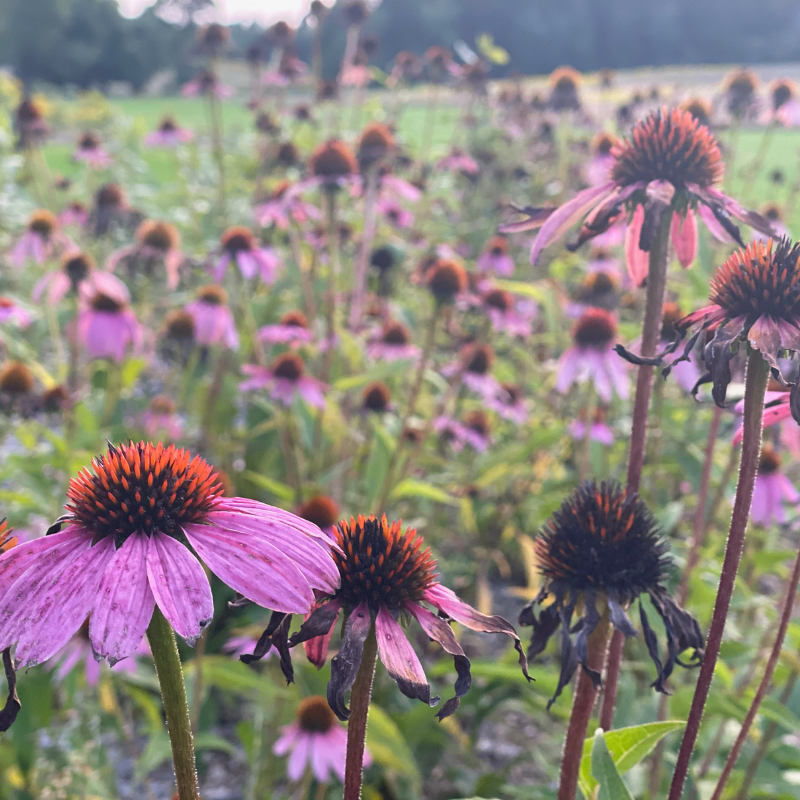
[375,605,433,705]
[90,533,155,665]
[625,204,649,287]
[183,523,315,613]
[287,731,312,781]
[530,182,616,264]
[0,527,94,651]
[697,203,735,243]
[671,210,697,268]
[424,583,519,637]
[14,537,116,668]
[146,532,213,645]
[273,724,300,756]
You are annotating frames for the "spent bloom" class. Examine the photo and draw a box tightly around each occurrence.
[245,514,529,720]
[556,308,629,403]
[185,286,239,350]
[34,251,128,307]
[0,442,339,688]
[502,108,776,285]
[259,310,314,346]
[11,210,63,267]
[519,481,703,706]
[274,696,367,783]
[107,220,184,290]
[638,238,800,409]
[214,226,282,284]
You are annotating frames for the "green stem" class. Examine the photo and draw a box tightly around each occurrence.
[343,625,378,800]
[147,606,200,800]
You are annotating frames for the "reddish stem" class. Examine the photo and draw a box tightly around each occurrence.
[668,350,769,800]
[709,543,800,800]
[599,209,671,732]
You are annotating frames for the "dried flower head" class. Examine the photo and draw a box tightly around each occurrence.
[362,381,391,412]
[309,139,358,180]
[137,220,180,252]
[520,481,703,706]
[0,361,35,395]
[299,495,340,530]
[426,258,467,303]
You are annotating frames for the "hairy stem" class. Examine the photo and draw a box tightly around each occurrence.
[668,350,769,800]
[558,611,611,800]
[147,606,200,800]
[343,625,378,800]
[599,209,671,732]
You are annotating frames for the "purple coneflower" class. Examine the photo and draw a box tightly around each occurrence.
[298,495,339,539]
[185,285,239,350]
[556,308,629,402]
[259,310,313,346]
[78,288,141,363]
[11,210,62,267]
[214,226,282,284]
[107,220,184,289]
[503,108,775,285]
[722,69,760,121]
[74,132,111,169]
[477,236,515,276]
[251,514,528,721]
[305,139,360,193]
[240,353,326,409]
[766,79,800,127]
[366,320,420,362]
[445,343,501,400]
[487,383,529,424]
[482,288,536,337]
[144,116,194,148]
[436,148,479,175]
[141,396,183,441]
[377,197,413,228]
[434,411,491,452]
[182,69,234,99]
[568,408,615,445]
[60,201,89,228]
[274,696,366,783]
[255,180,321,229]
[0,297,32,329]
[0,442,339,674]
[750,446,799,527]
[33,251,128,306]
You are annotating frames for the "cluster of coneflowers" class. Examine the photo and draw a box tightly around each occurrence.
[6,24,800,800]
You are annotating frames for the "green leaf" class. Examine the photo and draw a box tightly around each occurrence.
[134,730,172,781]
[194,732,240,758]
[366,704,420,785]
[390,478,457,505]
[591,730,634,800]
[242,471,294,501]
[493,279,550,303]
[578,721,685,798]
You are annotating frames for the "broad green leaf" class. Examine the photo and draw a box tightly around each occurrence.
[242,471,294,501]
[193,655,284,700]
[194,732,240,758]
[591,730,634,800]
[135,730,172,781]
[390,478,457,505]
[366,704,420,785]
[578,721,685,798]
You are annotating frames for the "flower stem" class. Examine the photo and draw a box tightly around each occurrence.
[558,609,611,800]
[349,172,380,330]
[579,385,597,482]
[709,543,800,800]
[344,624,378,800]
[668,349,769,800]
[599,208,671,732]
[375,305,439,514]
[147,606,200,800]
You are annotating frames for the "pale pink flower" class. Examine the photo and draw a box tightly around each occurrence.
[254,181,321,230]
[78,289,142,363]
[0,297,32,328]
[487,384,529,424]
[750,447,800,527]
[240,354,326,409]
[214,226,282,284]
[106,220,184,290]
[366,321,420,362]
[33,251,128,306]
[258,310,313,346]
[182,70,235,98]
[568,418,615,446]
[477,236,515,276]
[434,414,490,452]
[11,210,63,267]
[443,343,501,400]
[185,286,239,350]
[436,148,479,175]
[60,201,89,229]
[482,288,537,337]
[0,442,339,673]
[144,117,194,147]
[141,396,183,441]
[74,133,111,170]
[378,197,413,228]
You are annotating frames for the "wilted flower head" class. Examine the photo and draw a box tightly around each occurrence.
[361,381,391,413]
[548,66,582,110]
[357,122,395,171]
[0,441,339,706]
[247,514,529,720]
[308,139,359,188]
[427,258,467,304]
[638,238,800,409]
[722,68,760,120]
[520,481,703,706]
[681,97,713,127]
[92,183,132,236]
[503,108,776,285]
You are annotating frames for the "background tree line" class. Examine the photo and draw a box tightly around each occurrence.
[0,0,799,90]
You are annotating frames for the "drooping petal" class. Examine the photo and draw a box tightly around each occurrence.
[13,537,116,668]
[183,523,315,613]
[375,605,435,708]
[286,731,312,781]
[529,183,616,265]
[328,601,371,721]
[423,583,530,682]
[518,597,561,660]
[625,204,649,287]
[747,315,782,372]
[697,202,735,243]
[146,532,213,646]
[407,602,470,719]
[497,206,556,234]
[287,599,342,668]
[670,209,697,268]
[90,533,155,665]
[572,591,602,689]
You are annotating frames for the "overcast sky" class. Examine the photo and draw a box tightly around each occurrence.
[118,0,310,26]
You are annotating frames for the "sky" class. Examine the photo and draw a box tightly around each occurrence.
[118,0,311,26]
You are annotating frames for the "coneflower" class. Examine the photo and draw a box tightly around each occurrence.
[106,220,184,289]
[548,66,582,111]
